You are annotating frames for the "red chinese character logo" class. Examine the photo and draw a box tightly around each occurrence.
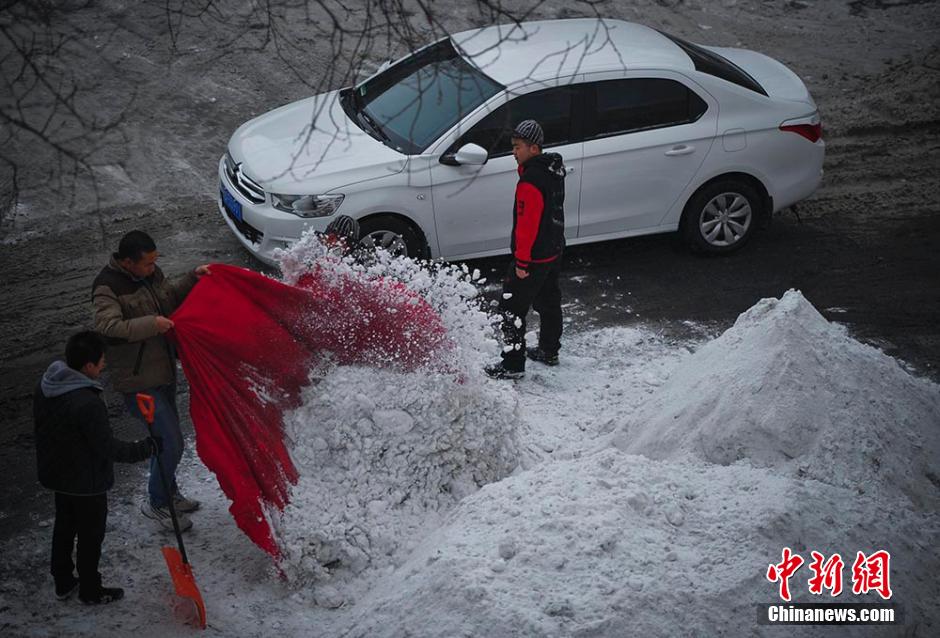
[807,551,844,596]
[767,547,805,601]
[851,550,892,600]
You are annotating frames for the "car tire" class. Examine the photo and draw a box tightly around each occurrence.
[681,180,762,255]
[358,215,427,259]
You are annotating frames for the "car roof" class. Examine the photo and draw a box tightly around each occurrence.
[451,18,694,87]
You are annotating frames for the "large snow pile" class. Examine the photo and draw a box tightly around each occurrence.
[326,290,940,636]
[4,289,939,636]
[271,234,519,600]
[340,450,939,638]
[613,289,940,510]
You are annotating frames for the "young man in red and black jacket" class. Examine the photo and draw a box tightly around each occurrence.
[486,120,567,380]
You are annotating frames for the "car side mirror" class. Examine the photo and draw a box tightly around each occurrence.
[450,143,488,166]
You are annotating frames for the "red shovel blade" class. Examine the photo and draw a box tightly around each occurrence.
[161,546,207,629]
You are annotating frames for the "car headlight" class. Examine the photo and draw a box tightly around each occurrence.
[270,193,345,218]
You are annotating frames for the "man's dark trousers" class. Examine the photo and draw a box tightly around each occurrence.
[499,256,563,371]
[51,492,108,597]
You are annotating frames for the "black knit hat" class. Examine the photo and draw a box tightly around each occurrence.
[512,119,544,147]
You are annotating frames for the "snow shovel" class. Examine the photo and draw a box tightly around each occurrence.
[136,392,207,630]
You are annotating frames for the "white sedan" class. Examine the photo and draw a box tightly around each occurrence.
[219,18,823,264]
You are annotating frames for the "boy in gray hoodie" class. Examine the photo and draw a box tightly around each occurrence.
[34,331,161,604]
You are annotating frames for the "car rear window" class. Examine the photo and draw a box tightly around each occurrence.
[657,30,768,97]
[588,78,707,139]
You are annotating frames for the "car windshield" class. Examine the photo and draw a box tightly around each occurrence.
[353,39,503,154]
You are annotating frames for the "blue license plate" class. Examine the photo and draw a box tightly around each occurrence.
[221,185,243,222]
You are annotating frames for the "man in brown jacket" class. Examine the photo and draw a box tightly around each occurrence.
[92,230,209,531]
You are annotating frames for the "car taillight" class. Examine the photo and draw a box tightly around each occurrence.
[780,122,822,143]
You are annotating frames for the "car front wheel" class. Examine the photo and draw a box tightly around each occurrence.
[681,180,761,254]
[358,215,427,259]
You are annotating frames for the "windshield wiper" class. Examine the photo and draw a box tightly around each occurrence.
[349,86,362,113]
[341,87,389,142]
[358,109,390,142]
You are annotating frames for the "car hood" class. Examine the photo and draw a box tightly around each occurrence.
[227,89,408,193]
[702,45,816,106]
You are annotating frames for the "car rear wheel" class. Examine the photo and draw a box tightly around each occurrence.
[681,180,761,254]
[358,215,427,259]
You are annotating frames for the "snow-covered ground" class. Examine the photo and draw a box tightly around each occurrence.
[2,250,938,636]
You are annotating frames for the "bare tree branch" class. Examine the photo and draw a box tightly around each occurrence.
[0,0,624,238]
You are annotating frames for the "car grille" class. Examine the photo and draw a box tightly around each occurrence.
[221,192,264,244]
[224,153,265,204]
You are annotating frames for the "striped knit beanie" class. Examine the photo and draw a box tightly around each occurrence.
[512,119,544,147]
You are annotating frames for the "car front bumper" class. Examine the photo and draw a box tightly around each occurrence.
[217,155,331,266]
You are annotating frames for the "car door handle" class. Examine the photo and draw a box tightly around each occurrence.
[665,145,695,156]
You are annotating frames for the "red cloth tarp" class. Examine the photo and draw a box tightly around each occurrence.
[168,264,447,557]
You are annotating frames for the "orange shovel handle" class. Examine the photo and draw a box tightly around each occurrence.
[136,393,156,427]
[138,392,207,629]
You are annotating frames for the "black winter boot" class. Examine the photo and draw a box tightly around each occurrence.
[526,346,559,366]
[79,586,124,605]
[484,361,525,380]
[55,576,79,601]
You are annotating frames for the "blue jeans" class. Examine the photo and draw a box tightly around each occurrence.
[123,384,183,508]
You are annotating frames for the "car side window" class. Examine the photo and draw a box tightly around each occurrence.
[587,78,708,139]
[449,86,576,158]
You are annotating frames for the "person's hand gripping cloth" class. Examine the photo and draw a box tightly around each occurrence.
[168,264,448,557]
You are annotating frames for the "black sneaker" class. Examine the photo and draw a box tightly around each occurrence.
[484,362,525,380]
[79,586,124,605]
[526,347,559,366]
[55,577,79,601]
